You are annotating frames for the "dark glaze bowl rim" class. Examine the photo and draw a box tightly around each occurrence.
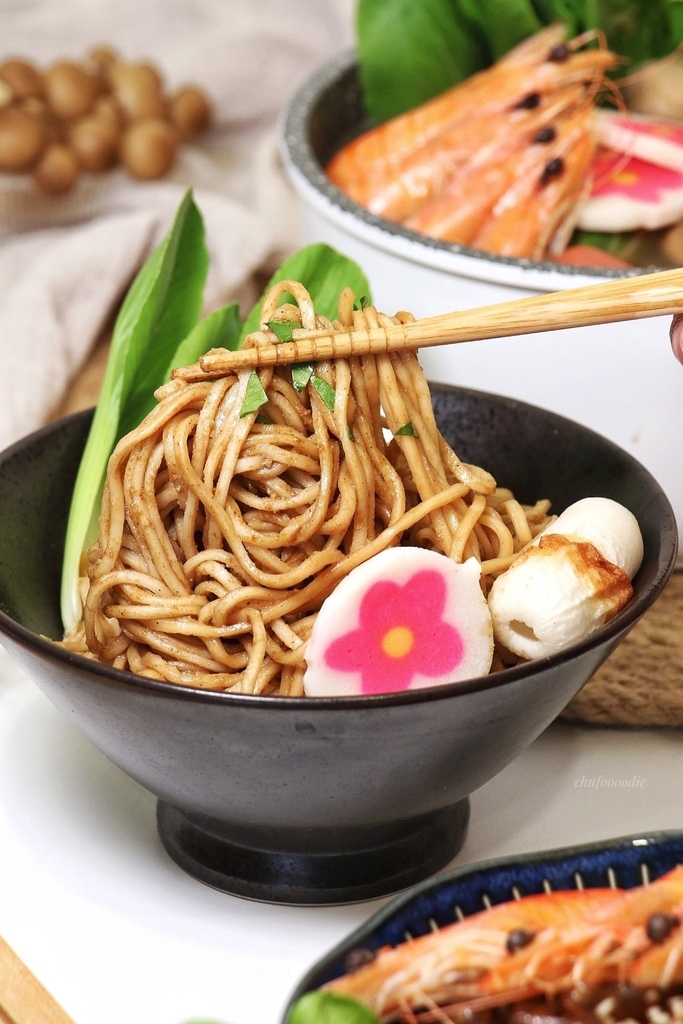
[0,387,675,710]
[281,49,649,283]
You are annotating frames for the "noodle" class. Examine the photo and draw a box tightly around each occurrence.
[62,283,552,694]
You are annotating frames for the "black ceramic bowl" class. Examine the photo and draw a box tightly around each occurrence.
[0,385,676,906]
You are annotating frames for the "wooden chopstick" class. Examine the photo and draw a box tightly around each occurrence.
[175,266,683,380]
[0,936,75,1024]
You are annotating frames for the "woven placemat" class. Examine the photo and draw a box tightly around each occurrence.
[561,570,683,727]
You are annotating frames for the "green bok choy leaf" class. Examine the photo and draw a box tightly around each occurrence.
[356,0,683,123]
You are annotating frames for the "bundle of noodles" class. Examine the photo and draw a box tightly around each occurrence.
[326,25,620,259]
[62,281,552,694]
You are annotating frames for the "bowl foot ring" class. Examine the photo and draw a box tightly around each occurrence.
[156,798,470,905]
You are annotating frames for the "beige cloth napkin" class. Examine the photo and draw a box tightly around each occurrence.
[0,0,355,450]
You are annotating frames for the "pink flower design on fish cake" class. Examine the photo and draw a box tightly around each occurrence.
[302,548,493,697]
[591,150,683,202]
[323,569,463,694]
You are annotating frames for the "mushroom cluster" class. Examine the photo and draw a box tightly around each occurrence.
[0,47,212,194]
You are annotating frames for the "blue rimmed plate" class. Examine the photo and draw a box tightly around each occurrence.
[282,831,683,1018]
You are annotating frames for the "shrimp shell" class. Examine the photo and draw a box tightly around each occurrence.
[367,85,592,223]
[469,107,598,259]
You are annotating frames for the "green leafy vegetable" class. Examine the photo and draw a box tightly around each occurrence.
[115,193,209,437]
[240,371,269,417]
[590,0,675,68]
[177,1019,233,1024]
[266,319,296,342]
[60,190,209,631]
[311,375,337,411]
[570,227,639,258]
[466,0,542,59]
[356,0,683,123]
[357,0,487,121]
[394,421,416,436]
[292,363,315,392]
[287,991,379,1024]
[170,302,243,372]
[670,0,683,37]
[240,244,370,340]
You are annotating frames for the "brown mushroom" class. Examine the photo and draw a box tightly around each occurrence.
[0,58,43,100]
[70,114,120,172]
[119,117,177,179]
[32,142,80,193]
[109,62,165,121]
[0,106,47,171]
[0,46,212,192]
[87,45,120,79]
[168,85,212,140]
[45,60,100,121]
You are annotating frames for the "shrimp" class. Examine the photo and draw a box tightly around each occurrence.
[327,24,569,200]
[326,26,620,261]
[366,85,593,223]
[403,102,597,250]
[325,887,622,1019]
[469,107,598,259]
[324,865,683,1023]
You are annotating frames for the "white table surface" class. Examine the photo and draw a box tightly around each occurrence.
[1,639,681,1024]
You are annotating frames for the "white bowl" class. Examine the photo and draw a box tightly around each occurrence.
[281,52,683,561]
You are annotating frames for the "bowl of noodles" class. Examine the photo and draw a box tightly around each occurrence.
[0,329,675,906]
[280,39,683,565]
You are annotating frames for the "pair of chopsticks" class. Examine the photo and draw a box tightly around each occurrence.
[174,266,683,380]
[0,936,75,1024]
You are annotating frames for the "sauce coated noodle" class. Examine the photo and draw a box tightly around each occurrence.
[62,283,552,694]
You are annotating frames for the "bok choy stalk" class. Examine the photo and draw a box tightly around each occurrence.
[60,189,370,632]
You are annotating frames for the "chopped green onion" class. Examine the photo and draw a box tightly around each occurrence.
[311,375,336,411]
[394,421,417,436]
[292,363,314,392]
[240,371,269,417]
[266,320,295,342]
